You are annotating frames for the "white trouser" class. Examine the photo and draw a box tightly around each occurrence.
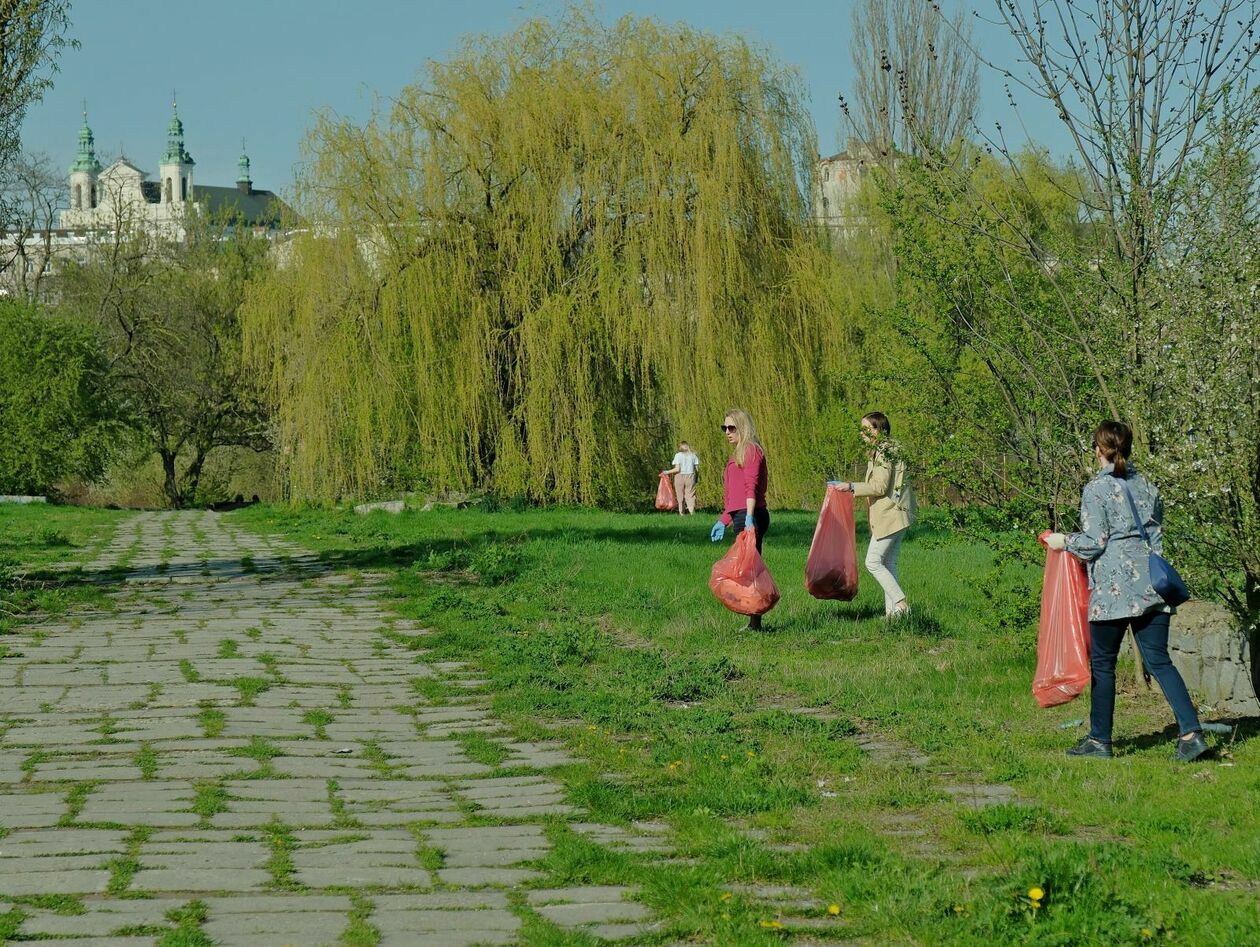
[865,528,907,614]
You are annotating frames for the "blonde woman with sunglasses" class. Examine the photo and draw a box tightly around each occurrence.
[709,409,770,629]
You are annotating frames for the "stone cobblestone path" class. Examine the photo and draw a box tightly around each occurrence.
[0,512,661,946]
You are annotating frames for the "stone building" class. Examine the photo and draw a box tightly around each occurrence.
[813,140,880,244]
[2,104,292,299]
[58,102,289,236]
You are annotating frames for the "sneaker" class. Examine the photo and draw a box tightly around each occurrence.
[1066,737,1113,759]
[1173,731,1209,763]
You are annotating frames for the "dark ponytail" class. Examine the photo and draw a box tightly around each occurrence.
[1094,420,1132,478]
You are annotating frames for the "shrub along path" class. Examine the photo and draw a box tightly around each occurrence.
[0,512,662,945]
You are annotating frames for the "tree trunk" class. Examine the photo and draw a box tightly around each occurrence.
[160,450,182,509]
[182,449,209,508]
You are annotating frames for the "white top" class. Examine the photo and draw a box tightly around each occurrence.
[671,451,700,475]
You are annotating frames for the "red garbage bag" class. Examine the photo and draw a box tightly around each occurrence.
[655,473,677,511]
[709,528,780,616]
[805,485,859,600]
[1033,530,1091,708]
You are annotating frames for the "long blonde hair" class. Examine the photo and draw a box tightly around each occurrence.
[725,408,762,466]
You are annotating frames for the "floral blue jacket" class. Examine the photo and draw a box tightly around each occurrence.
[1066,464,1171,622]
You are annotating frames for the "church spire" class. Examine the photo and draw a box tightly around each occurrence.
[71,104,102,173]
[236,138,253,194]
[161,95,195,166]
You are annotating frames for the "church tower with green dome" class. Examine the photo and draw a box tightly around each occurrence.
[236,142,252,195]
[68,109,101,211]
[60,96,289,236]
[157,97,195,204]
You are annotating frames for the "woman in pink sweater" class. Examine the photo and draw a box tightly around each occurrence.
[709,408,770,629]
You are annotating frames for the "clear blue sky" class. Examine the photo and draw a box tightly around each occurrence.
[21,1,1061,198]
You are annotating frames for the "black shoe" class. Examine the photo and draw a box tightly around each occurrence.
[1173,732,1209,763]
[1066,737,1113,759]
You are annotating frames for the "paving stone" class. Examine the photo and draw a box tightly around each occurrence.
[18,897,176,936]
[25,939,159,947]
[0,792,66,828]
[941,783,1019,808]
[291,830,434,888]
[531,896,650,921]
[0,511,586,911]
[0,868,110,894]
[202,912,349,944]
[0,828,125,856]
[31,760,147,783]
[454,774,574,817]
[503,740,576,768]
[571,822,672,854]
[436,866,541,886]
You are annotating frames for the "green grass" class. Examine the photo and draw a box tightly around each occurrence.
[230,675,272,706]
[0,504,125,635]
[135,743,160,780]
[303,708,335,739]
[229,502,1260,945]
[159,900,213,947]
[341,893,379,946]
[231,736,283,764]
[196,703,225,738]
[192,780,230,825]
[453,730,511,768]
[262,820,299,889]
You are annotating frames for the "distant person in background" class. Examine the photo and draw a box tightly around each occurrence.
[831,411,915,619]
[663,441,700,515]
[1045,420,1208,763]
[710,409,769,630]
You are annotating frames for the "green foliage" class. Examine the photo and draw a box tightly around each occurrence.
[869,150,1106,515]
[0,0,74,166]
[1144,108,1260,629]
[55,210,273,508]
[243,10,860,506]
[0,301,114,495]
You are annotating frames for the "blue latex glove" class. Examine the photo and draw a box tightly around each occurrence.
[826,480,842,487]
[710,521,726,542]
[743,514,757,531]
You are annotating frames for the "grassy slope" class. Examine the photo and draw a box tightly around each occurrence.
[228,504,1260,943]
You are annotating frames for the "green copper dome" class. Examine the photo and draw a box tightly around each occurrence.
[161,101,195,165]
[70,112,102,174]
[236,148,251,184]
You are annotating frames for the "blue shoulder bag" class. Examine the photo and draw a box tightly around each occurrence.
[1115,478,1190,608]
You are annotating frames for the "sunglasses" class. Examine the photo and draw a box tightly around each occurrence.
[720,424,737,433]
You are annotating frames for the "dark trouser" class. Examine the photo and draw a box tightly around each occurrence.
[1088,611,1202,743]
[729,508,770,552]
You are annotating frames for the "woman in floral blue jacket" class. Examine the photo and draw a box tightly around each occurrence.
[1045,421,1208,763]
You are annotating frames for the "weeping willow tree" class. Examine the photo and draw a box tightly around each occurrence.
[243,11,855,505]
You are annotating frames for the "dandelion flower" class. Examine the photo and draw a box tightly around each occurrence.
[953,904,966,914]
[1028,886,1044,901]
[1140,929,1154,940]
[758,919,784,929]
[827,904,841,916]
[747,750,756,758]
[720,754,729,761]
[720,892,732,902]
